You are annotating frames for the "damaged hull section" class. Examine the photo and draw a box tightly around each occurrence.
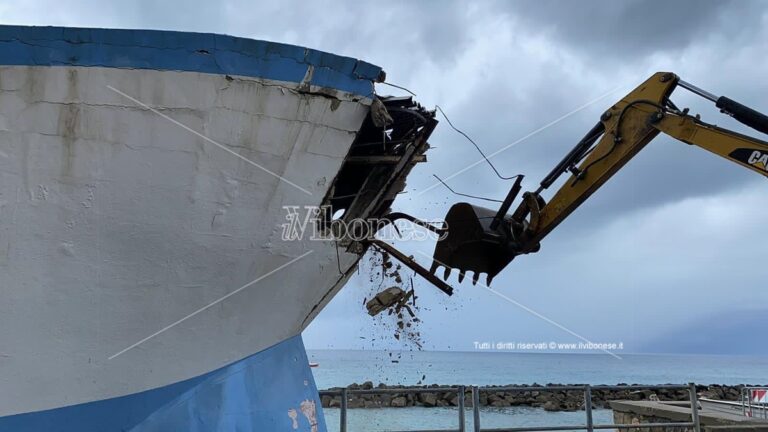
[0,26,434,431]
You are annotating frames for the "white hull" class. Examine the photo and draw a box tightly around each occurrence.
[0,27,433,431]
[0,63,363,415]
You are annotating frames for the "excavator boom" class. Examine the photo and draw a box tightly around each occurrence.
[431,72,768,286]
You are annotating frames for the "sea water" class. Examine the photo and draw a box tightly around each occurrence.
[309,350,767,431]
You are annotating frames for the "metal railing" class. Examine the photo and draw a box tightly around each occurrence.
[742,387,768,419]
[319,383,701,432]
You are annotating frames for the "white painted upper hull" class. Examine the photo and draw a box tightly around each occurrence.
[0,63,366,416]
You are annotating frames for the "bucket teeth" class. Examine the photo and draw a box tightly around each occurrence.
[472,272,480,285]
[443,267,451,281]
[429,261,439,275]
[486,275,493,286]
[458,271,466,283]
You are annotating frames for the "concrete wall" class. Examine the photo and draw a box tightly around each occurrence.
[611,400,768,432]
[612,404,693,432]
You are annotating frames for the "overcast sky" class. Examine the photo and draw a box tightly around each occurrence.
[4,0,767,355]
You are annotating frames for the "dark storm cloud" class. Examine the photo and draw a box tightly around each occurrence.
[411,0,768,233]
[497,0,762,59]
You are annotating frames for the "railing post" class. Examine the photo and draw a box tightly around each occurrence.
[340,388,348,432]
[473,386,481,432]
[742,387,746,417]
[689,382,701,432]
[458,385,466,432]
[584,385,594,432]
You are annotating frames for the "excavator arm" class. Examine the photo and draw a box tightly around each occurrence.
[430,72,768,286]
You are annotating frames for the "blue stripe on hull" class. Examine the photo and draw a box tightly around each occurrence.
[0,335,326,432]
[0,25,381,97]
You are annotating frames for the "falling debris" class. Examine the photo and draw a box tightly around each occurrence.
[366,287,408,317]
[362,249,425,350]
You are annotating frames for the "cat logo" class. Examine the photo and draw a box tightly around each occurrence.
[747,150,768,170]
[729,148,768,172]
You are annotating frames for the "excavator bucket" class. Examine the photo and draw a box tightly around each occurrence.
[430,202,517,286]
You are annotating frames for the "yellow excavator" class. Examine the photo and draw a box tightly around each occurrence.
[377,72,768,294]
[425,72,768,287]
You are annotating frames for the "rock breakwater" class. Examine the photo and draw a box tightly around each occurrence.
[319,383,750,411]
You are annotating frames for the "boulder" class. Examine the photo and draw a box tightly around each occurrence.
[391,396,408,408]
[320,395,332,408]
[419,392,438,407]
[487,394,503,404]
[348,398,365,409]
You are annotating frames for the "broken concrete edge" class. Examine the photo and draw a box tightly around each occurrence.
[318,97,436,247]
[299,98,437,328]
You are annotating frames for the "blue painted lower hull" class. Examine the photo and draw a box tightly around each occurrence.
[0,335,326,432]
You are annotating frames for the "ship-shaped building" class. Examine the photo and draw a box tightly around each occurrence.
[0,25,435,431]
